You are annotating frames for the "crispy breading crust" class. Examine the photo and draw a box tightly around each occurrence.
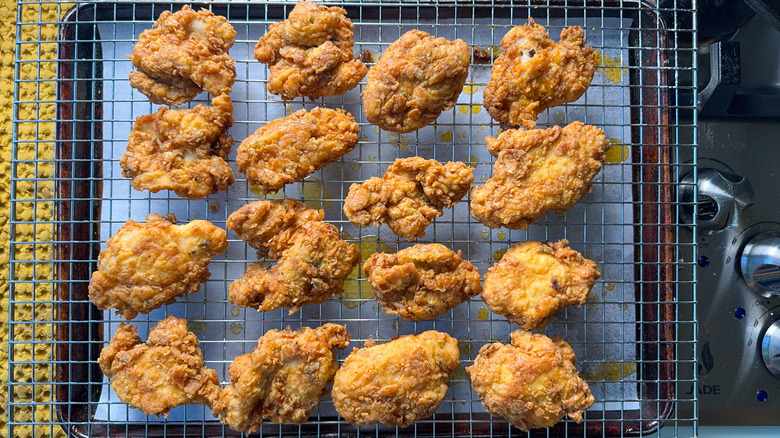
[332,331,459,427]
[470,122,609,230]
[227,200,359,314]
[343,157,474,240]
[363,243,482,319]
[97,316,221,417]
[237,107,359,192]
[120,94,235,199]
[483,19,595,129]
[213,324,350,432]
[88,214,228,319]
[482,240,599,329]
[362,29,470,133]
[255,1,366,100]
[466,329,594,431]
[129,6,236,106]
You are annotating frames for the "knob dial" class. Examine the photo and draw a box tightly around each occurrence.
[762,320,780,378]
[741,232,780,297]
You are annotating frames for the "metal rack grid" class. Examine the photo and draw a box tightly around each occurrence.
[8,0,697,437]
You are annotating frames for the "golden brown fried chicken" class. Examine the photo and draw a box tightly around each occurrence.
[343,157,474,240]
[129,6,236,106]
[482,240,599,330]
[98,316,221,417]
[89,214,228,319]
[214,324,350,432]
[120,94,235,199]
[237,107,359,192]
[332,331,459,427]
[470,122,609,230]
[227,200,359,314]
[466,329,594,431]
[255,1,366,100]
[483,19,595,129]
[363,243,482,319]
[363,30,470,133]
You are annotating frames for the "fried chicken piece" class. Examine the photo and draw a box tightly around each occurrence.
[237,107,359,192]
[129,6,236,106]
[255,1,366,100]
[332,331,459,427]
[88,214,228,319]
[362,29,470,133]
[470,122,609,229]
[483,19,595,129]
[213,324,350,433]
[227,200,359,314]
[120,94,235,199]
[466,329,594,431]
[343,157,474,240]
[363,243,482,319]
[482,240,599,330]
[98,316,221,417]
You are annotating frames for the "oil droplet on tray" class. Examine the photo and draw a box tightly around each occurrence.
[359,134,368,142]
[441,131,454,142]
[188,316,205,335]
[605,283,616,291]
[479,229,490,240]
[477,307,490,320]
[605,138,628,163]
[388,132,409,149]
[463,84,478,95]
[496,231,507,240]
[368,154,376,162]
[461,131,468,138]
[480,174,489,182]
[374,126,380,134]
[555,111,565,121]
[458,337,473,355]
[340,234,393,309]
[230,307,240,317]
[350,161,360,170]
[230,322,243,335]
[467,155,479,168]
[493,248,507,261]
[594,50,626,84]
[208,202,220,213]
[285,103,295,116]
[452,366,468,380]
[393,320,403,332]
[298,178,332,210]
[458,105,470,114]
[585,362,637,381]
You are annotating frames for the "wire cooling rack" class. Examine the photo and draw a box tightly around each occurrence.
[9,0,697,437]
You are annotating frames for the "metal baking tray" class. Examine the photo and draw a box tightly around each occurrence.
[46,1,695,436]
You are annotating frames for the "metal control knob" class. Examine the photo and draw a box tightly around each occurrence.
[762,320,780,378]
[680,168,753,233]
[741,232,780,297]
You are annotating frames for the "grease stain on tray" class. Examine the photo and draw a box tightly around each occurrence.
[298,178,331,210]
[458,337,473,356]
[493,248,507,261]
[605,138,628,163]
[230,322,243,335]
[585,361,637,381]
[341,234,393,309]
[477,307,490,320]
[441,131,453,142]
[595,50,626,84]
[479,229,490,240]
[188,316,205,335]
[388,132,409,149]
